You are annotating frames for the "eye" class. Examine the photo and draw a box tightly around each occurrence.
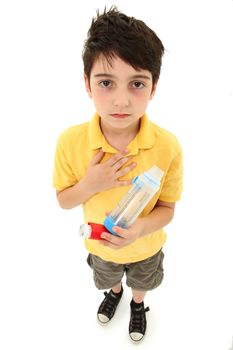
[99,80,112,88]
[132,81,145,89]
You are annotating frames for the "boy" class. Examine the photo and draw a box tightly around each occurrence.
[53,6,183,343]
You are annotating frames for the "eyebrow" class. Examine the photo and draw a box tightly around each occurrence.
[93,73,151,80]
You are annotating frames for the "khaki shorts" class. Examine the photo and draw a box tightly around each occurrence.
[87,249,164,291]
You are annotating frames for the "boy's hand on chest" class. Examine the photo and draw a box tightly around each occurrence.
[83,149,137,194]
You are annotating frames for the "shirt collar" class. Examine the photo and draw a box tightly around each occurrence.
[88,113,155,155]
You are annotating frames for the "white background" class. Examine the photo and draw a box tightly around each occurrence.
[0,0,233,349]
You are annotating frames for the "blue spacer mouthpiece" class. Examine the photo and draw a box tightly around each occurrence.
[104,216,119,236]
[104,216,123,237]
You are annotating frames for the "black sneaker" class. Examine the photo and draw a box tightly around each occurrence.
[97,286,123,324]
[129,300,150,342]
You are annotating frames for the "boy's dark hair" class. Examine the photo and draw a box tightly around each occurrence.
[82,6,165,86]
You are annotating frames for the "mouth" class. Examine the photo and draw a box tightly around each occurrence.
[110,113,130,119]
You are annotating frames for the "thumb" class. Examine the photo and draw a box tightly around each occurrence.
[90,149,105,165]
[112,226,127,237]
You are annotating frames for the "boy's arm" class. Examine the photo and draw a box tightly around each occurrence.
[137,200,175,236]
[100,200,175,249]
[56,177,96,209]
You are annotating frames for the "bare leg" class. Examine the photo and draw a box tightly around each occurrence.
[132,289,146,303]
[112,282,122,293]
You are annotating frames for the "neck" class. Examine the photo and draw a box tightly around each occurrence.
[100,119,141,152]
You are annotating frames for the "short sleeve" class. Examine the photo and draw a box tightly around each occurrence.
[52,135,77,191]
[159,145,183,202]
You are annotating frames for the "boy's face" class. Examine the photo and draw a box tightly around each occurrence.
[84,54,157,131]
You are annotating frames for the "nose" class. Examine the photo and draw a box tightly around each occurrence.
[112,88,130,108]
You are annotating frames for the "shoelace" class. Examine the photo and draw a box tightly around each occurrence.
[129,306,150,333]
[98,291,121,318]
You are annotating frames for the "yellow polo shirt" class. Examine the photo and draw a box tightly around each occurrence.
[53,113,183,263]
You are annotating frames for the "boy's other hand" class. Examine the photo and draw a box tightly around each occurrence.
[99,219,143,249]
[84,149,137,194]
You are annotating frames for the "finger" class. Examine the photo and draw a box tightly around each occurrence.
[105,150,129,167]
[112,226,128,237]
[115,161,137,177]
[115,179,132,187]
[111,156,132,172]
[89,149,105,165]
[101,231,124,242]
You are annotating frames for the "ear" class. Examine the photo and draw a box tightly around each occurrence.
[84,73,92,98]
[150,81,158,100]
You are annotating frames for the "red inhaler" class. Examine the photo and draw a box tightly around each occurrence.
[79,222,110,240]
